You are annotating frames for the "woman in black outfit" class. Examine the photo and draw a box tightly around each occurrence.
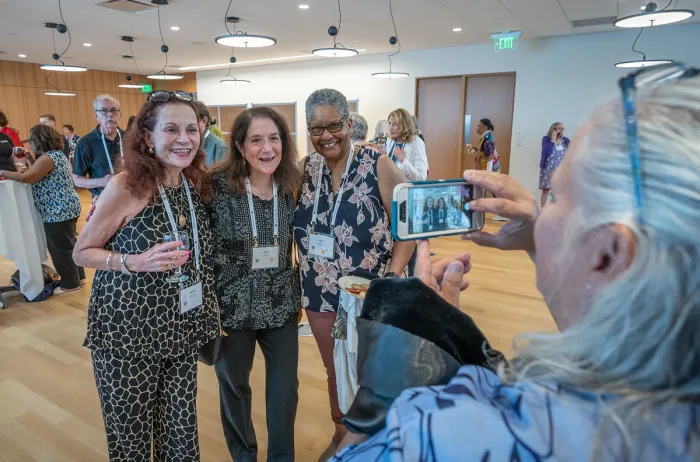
[207,107,300,462]
[73,91,220,461]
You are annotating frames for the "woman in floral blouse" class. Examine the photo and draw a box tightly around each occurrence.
[294,88,415,460]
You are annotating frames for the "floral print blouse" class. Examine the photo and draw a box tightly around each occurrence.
[294,147,394,313]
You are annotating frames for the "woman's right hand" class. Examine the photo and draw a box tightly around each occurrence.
[462,170,538,253]
[128,241,190,272]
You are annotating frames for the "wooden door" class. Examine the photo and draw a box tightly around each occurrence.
[464,74,516,174]
[416,77,464,180]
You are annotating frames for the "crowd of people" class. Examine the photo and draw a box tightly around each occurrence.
[0,62,698,462]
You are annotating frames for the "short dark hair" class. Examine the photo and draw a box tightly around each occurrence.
[29,124,64,154]
[192,100,210,123]
[0,112,8,127]
[480,118,495,131]
[212,106,299,196]
[40,113,56,123]
[63,124,74,132]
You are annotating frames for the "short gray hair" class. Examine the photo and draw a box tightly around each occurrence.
[305,89,349,124]
[348,112,368,141]
[93,94,120,111]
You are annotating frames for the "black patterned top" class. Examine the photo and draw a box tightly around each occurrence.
[207,172,299,330]
[83,181,220,358]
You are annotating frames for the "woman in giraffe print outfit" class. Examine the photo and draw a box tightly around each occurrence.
[73,91,220,461]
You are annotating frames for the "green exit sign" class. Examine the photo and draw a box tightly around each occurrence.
[494,36,517,51]
[491,31,521,51]
[140,84,153,93]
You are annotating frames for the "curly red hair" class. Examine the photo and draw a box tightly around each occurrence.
[122,99,212,202]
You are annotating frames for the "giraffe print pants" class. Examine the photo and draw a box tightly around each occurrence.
[91,349,200,461]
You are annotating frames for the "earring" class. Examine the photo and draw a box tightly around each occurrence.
[148,147,155,155]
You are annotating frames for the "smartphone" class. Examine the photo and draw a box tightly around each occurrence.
[392,179,485,241]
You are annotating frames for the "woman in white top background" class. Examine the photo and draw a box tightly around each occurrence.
[383,108,429,181]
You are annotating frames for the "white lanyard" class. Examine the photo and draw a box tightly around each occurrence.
[310,143,355,234]
[157,174,200,274]
[245,177,279,247]
[101,129,123,175]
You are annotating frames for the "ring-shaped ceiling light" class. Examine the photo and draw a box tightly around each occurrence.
[312,46,358,58]
[615,59,674,68]
[40,64,87,72]
[220,77,251,85]
[614,2,694,28]
[215,33,276,48]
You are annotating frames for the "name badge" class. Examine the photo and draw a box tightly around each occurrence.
[252,246,280,269]
[180,281,203,314]
[309,233,334,259]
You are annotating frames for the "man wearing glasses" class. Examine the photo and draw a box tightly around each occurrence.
[72,94,124,197]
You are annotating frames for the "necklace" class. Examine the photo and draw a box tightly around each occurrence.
[173,182,188,227]
[251,184,272,200]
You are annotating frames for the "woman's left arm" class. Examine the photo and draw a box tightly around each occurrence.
[0,154,54,184]
[398,138,429,181]
[376,155,416,274]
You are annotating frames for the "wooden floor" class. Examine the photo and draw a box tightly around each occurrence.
[0,190,556,462]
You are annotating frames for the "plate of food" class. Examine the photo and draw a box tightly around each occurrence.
[338,276,371,300]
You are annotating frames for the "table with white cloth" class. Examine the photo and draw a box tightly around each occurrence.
[0,180,48,304]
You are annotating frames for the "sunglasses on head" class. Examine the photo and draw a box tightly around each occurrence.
[146,90,194,104]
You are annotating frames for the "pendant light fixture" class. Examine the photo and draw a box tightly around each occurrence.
[39,1,87,73]
[614,1,694,28]
[372,0,408,78]
[614,27,673,68]
[312,0,358,58]
[147,1,182,80]
[44,91,77,96]
[216,17,276,48]
[119,36,148,88]
[220,49,251,85]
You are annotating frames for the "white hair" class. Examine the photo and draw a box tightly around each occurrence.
[374,120,389,137]
[305,89,349,124]
[505,77,700,458]
[93,94,121,111]
[348,112,368,141]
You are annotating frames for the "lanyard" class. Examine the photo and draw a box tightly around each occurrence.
[310,143,355,234]
[101,129,123,175]
[158,174,200,274]
[388,140,403,165]
[245,177,279,247]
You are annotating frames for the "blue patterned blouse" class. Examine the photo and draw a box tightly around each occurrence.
[333,365,699,461]
[32,150,81,223]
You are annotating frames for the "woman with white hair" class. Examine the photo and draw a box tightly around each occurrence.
[348,112,368,144]
[333,65,700,460]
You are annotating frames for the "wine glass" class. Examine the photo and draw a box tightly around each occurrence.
[163,231,190,284]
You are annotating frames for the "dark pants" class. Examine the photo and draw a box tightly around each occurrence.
[91,350,200,462]
[215,323,299,462]
[43,218,85,289]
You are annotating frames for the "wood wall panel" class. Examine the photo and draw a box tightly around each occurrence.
[0,60,156,141]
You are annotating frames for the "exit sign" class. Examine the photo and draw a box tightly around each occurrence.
[140,84,153,93]
[491,31,522,51]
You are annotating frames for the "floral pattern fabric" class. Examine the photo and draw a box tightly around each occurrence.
[333,365,700,461]
[31,150,81,223]
[294,147,394,313]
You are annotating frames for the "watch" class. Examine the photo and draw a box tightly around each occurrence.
[120,253,133,274]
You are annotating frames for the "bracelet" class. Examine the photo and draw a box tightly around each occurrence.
[120,254,133,275]
[105,252,114,270]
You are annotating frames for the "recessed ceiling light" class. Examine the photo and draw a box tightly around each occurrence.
[170,26,180,31]
[18,54,26,58]
[453,27,462,32]
[83,43,92,47]
[298,4,309,9]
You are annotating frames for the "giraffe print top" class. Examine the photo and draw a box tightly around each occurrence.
[83,180,221,358]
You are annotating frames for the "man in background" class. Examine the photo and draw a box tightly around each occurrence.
[193,100,229,167]
[39,114,71,158]
[72,95,124,197]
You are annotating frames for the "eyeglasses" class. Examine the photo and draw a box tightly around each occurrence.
[146,90,194,104]
[245,135,282,147]
[96,108,120,116]
[308,118,346,137]
[619,62,698,225]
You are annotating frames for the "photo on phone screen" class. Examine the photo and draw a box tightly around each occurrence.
[408,183,474,234]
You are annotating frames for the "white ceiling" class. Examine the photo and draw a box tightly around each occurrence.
[0,0,698,73]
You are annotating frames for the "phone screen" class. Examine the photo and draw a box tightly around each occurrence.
[407,183,474,235]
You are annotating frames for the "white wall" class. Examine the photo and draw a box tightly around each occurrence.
[197,24,698,192]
